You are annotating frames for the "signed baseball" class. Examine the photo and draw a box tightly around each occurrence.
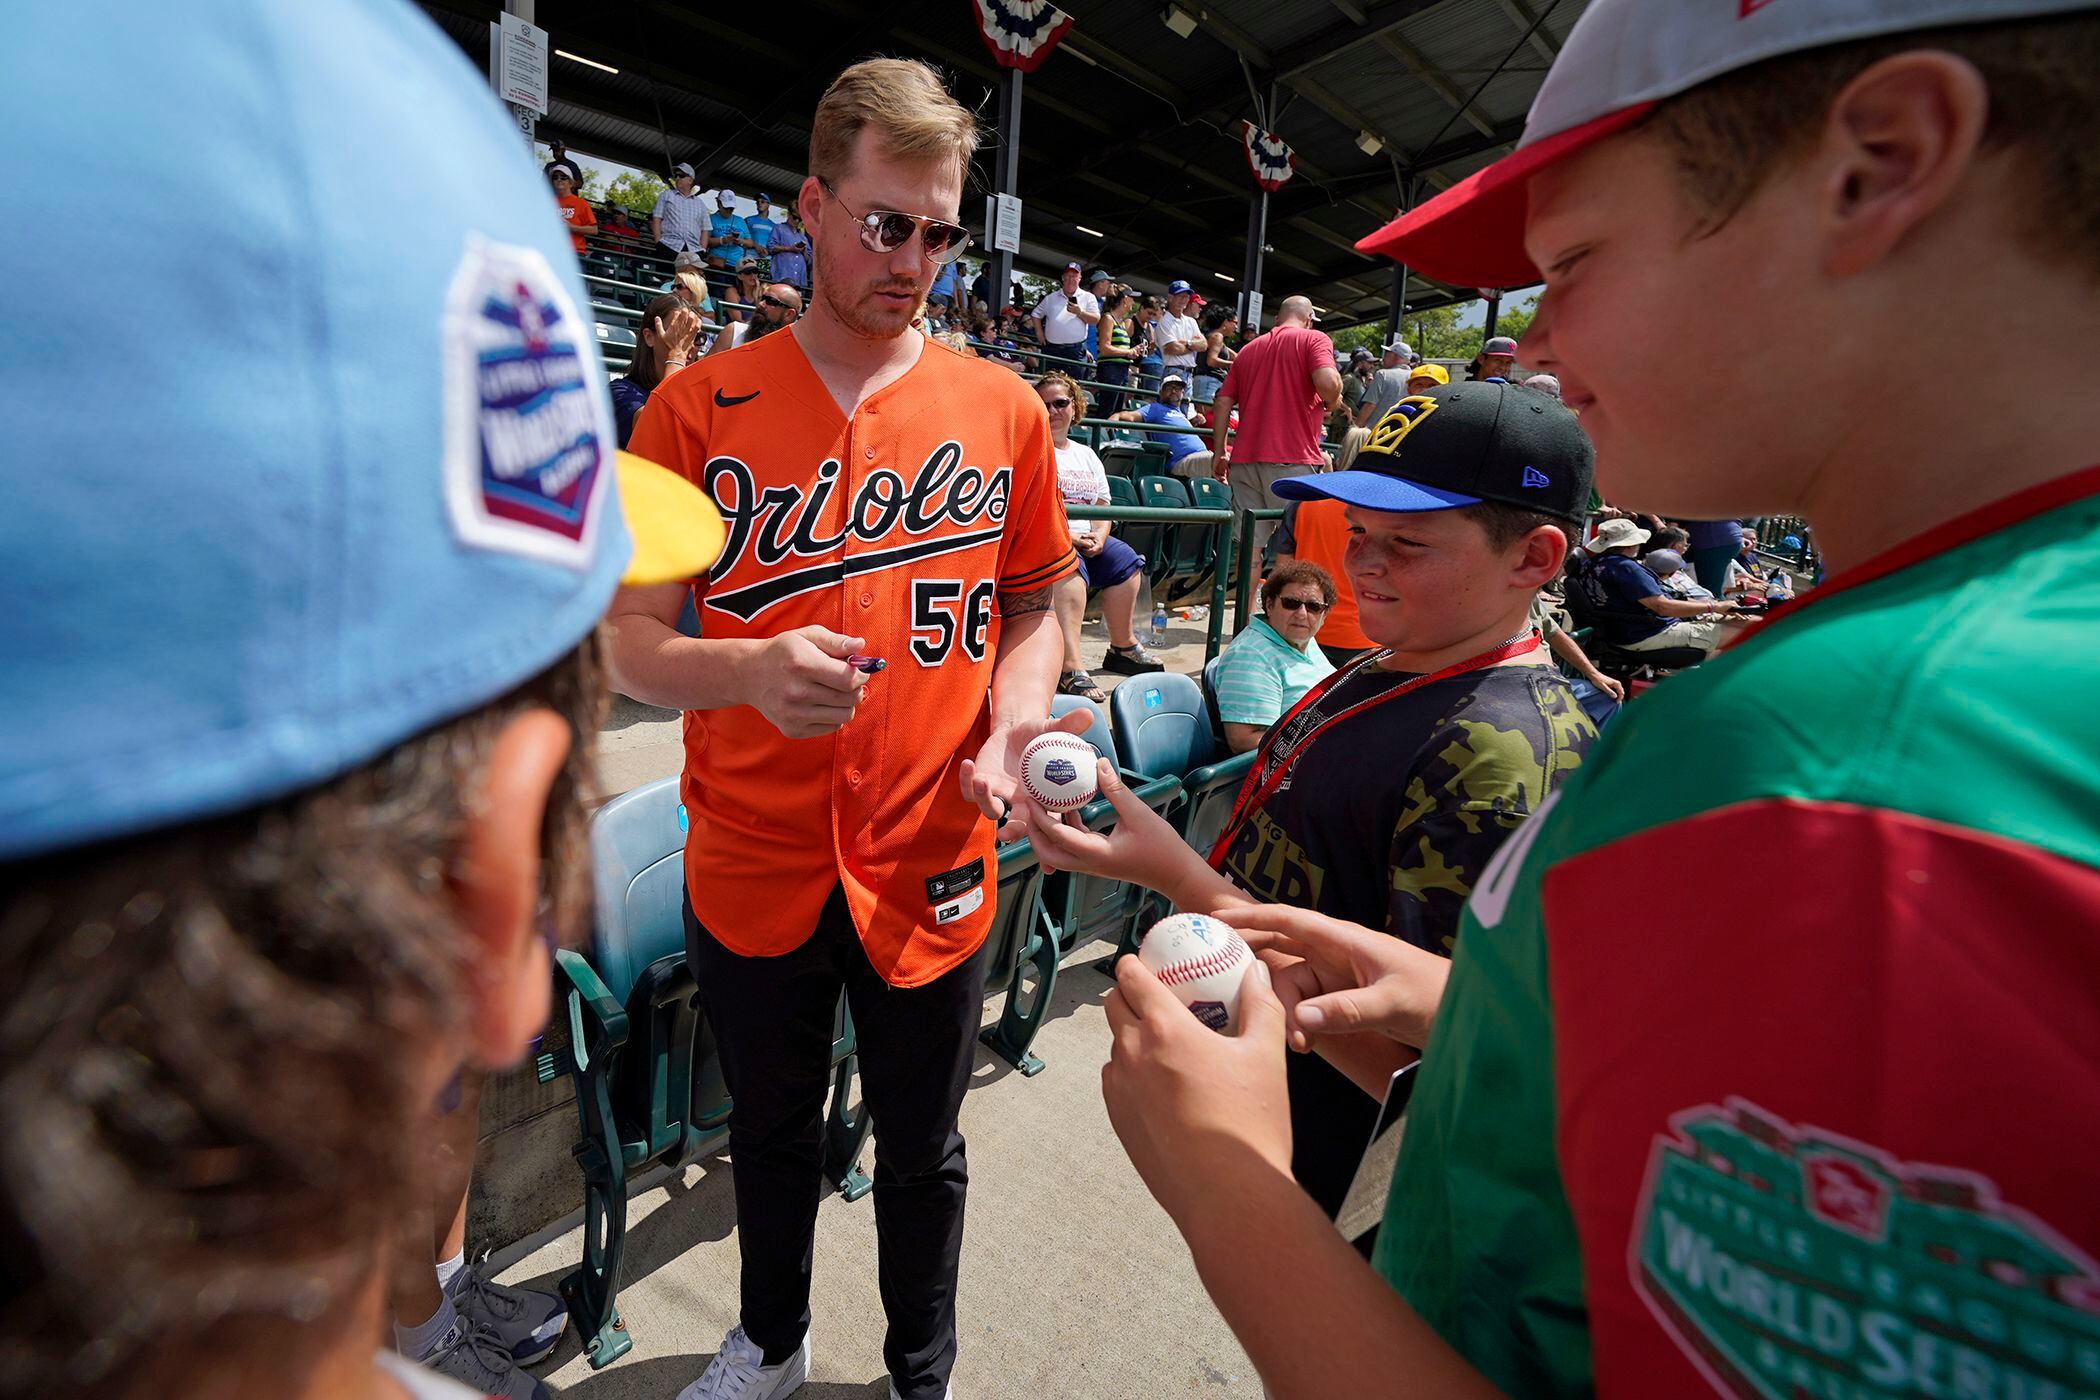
[1020,732,1100,814]
[1138,913,1255,1034]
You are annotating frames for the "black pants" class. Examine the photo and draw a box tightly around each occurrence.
[686,886,988,1398]
[1288,1049,1381,1221]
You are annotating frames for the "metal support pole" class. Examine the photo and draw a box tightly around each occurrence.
[1386,261,1410,344]
[502,0,537,144]
[990,68,1023,312]
[1384,175,1414,344]
[1483,289,1503,341]
[1240,189,1269,329]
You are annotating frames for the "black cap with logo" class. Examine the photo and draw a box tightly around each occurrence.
[1274,379,1593,522]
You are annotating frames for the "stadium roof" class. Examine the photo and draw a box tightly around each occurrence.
[418,0,1589,328]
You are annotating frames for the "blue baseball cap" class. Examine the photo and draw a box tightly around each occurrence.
[1167,279,1194,295]
[0,0,722,861]
[1275,381,1594,522]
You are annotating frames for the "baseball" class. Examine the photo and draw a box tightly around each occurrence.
[1020,732,1100,814]
[1138,913,1255,1034]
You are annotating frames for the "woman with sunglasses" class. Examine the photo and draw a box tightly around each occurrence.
[723,263,765,326]
[1209,560,1337,753]
[1038,372,1162,702]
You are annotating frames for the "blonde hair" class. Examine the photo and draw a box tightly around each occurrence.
[1035,370,1088,420]
[810,58,980,185]
[1331,425,1372,472]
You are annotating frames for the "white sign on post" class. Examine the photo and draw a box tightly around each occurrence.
[496,12,550,115]
[1241,290,1264,331]
[986,193,1023,255]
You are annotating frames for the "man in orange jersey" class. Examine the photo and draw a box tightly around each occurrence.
[606,59,1078,1400]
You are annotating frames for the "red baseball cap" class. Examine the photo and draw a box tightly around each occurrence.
[1356,0,2095,289]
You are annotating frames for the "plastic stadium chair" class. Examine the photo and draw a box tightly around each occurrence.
[1200,654,1229,746]
[539,779,872,1368]
[1100,442,1144,479]
[1104,673,1257,962]
[594,321,638,351]
[976,836,1058,1076]
[1105,475,1139,507]
[1042,695,1182,964]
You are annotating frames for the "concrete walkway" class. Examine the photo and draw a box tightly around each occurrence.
[503,610,1259,1400]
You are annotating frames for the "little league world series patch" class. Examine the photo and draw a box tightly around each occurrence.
[1634,1098,2100,1398]
[441,235,614,570]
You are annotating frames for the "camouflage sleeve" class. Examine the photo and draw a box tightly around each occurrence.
[1387,682,1594,954]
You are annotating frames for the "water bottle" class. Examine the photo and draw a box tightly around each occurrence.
[1151,603,1169,648]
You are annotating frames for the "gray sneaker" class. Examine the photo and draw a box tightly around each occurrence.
[421,1318,552,1400]
[451,1261,568,1365]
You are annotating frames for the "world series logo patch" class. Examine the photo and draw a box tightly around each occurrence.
[1632,1098,2100,1398]
[441,236,613,570]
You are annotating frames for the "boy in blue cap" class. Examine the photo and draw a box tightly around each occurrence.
[0,4,721,1399]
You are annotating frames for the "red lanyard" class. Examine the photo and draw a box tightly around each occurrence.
[1206,632,1543,869]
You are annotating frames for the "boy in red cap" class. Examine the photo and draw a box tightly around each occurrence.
[1089,3,2100,1396]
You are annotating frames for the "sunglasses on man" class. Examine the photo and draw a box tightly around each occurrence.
[819,178,971,264]
[759,294,797,313]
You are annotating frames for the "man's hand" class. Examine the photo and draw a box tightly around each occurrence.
[1214,903,1451,1052]
[1077,531,1108,558]
[1101,955,1291,1231]
[1584,670,1626,702]
[742,626,870,739]
[958,704,1092,824]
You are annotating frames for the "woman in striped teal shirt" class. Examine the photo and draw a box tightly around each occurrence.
[1212,561,1337,753]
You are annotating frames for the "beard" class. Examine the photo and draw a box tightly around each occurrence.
[747,314,785,343]
[811,237,924,341]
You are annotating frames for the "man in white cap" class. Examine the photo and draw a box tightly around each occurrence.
[1085,2,2100,1396]
[1352,335,1417,426]
[1028,260,1100,369]
[1583,517,1746,653]
[652,160,711,259]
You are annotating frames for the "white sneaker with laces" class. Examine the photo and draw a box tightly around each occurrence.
[674,1325,810,1400]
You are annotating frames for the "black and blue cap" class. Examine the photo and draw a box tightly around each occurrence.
[1274,380,1593,522]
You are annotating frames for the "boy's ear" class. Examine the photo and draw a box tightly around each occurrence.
[1509,524,1569,591]
[1817,51,1991,279]
[448,708,572,1069]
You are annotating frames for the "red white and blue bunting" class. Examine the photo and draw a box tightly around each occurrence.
[970,0,1075,72]
[1242,121,1296,191]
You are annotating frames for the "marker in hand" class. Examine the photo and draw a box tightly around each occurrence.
[847,654,887,674]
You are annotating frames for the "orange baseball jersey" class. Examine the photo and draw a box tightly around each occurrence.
[628,332,1077,986]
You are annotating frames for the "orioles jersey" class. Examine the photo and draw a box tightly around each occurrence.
[628,332,1076,987]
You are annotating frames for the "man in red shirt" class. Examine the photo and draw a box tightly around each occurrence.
[1209,295,1343,559]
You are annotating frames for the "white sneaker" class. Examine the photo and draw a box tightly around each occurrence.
[674,1326,810,1400]
[888,1385,953,1400]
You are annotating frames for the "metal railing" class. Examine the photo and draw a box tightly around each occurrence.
[1231,509,1285,630]
[1067,504,1233,662]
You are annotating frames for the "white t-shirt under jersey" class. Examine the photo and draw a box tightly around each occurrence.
[1054,438,1109,540]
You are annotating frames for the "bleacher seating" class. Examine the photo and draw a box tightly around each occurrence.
[1044,695,1183,969]
[1100,673,1257,962]
[540,779,871,1369]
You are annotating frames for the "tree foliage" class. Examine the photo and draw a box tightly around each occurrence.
[603,171,667,219]
[1328,293,1538,362]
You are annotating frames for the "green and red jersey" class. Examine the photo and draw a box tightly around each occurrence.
[1381,467,2100,1398]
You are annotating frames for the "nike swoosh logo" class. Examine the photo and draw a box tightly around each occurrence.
[714,389,761,407]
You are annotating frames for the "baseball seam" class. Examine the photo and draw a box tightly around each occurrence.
[1154,931,1251,987]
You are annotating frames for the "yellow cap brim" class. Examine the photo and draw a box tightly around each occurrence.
[614,451,725,585]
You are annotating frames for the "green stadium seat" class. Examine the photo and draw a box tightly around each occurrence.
[1100,442,1144,479]
[1105,475,1138,508]
[538,779,871,1369]
[976,836,1059,1076]
[1104,673,1257,963]
[1043,696,1182,965]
